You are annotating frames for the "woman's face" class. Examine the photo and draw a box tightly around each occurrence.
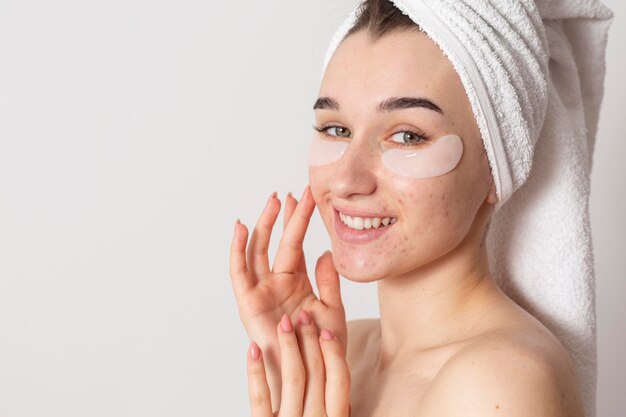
[308,29,497,282]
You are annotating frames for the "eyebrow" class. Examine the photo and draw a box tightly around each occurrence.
[313,96,444,115]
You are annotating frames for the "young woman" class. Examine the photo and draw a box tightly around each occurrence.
[230,1,587,416]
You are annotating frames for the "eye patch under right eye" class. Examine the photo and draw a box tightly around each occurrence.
[308,136,348,166]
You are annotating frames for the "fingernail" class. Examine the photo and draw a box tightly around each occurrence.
[248,341,260,360]
[287,191,293,200]
[234,218,240,233]
[267,191,277,205]
[297,309,311,325]
[300,186,309,200]
[280,314,293,333]
[320,328,334,341]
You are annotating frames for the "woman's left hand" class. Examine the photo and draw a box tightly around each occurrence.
[246,309,351,417]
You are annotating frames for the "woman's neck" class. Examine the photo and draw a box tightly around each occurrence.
[375,231,505,369]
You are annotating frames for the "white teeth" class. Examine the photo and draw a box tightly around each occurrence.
[344,215,354,227]
[339,212,397,230]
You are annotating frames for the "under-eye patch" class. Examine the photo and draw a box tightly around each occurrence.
[308,135,348,166]
[381,134,463,178]
[308,134,463,179]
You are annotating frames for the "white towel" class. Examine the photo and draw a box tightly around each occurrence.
[321,1,614,416]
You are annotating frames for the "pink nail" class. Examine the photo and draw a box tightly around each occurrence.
[320,328,334,341]
[297,309,311,325]
[248,341,260,360]
[280,314,293,333]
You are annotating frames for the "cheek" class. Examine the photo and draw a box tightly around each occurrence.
[308,165,330,192]
[390,177,469,247]
[308,165,334,212]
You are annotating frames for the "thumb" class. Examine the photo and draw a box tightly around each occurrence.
[315,250,344,311]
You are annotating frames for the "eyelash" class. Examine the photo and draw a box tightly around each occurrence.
[312,125,430,147]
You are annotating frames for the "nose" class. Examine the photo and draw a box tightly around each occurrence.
[328,137,377,199]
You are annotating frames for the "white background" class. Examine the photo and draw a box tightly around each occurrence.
[0,1,623,416]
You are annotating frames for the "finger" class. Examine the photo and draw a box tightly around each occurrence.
[272,186,316,274]
[319,329,351,417]
[295,309,326,415]
[247,192,282,278]
[315,251,344,312]
[283,192,308,275]
[282,192,297,231]
[230,219,255,292]
[247,341,274,417]
[277,314,305,417]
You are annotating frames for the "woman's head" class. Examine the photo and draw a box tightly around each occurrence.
[308,0,497,282]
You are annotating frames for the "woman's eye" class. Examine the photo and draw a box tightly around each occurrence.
[315,125,351,138]
[390,130,427,145]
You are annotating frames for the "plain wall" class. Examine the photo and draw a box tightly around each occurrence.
[0,1,623,416]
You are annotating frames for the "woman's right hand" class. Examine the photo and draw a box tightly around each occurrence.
[229,186,348,411]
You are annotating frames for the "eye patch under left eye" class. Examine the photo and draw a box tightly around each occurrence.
[381,134,463,178]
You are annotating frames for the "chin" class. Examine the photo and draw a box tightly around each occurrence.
[329,246,392,283]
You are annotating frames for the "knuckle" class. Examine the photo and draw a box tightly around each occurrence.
[248,365,265,378]
[250,390,269,408]
[253,244,268,254]
[285,365,306,387]
[280,333,299,348]
[285,238,304,250]
[286,374,304,388]
[307,356,325,376]
[329,373,350,391]
[298,324,318,338]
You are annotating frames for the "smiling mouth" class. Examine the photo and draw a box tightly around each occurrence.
[337,211,397,230]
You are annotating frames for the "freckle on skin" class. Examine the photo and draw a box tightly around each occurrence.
[495,405,500,410]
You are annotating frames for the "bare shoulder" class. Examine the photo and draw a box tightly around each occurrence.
[345,318,379,367]
[418,324,584,417]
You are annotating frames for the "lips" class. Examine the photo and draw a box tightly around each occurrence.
[332,207,395,244]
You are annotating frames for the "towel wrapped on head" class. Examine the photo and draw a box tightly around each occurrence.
[322,1,613,416]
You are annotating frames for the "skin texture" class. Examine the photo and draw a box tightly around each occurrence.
[232,28,586,417]
[246,310,351,417]
[230,188,348,412]
[307,28,585,417]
